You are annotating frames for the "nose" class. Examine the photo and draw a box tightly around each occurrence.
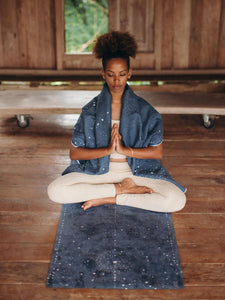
[114,75,120,83]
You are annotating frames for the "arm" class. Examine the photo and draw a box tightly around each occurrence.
[115,124,163,159]
[70,123,118,160]
[117,143,163,160]
[70,145,110,160]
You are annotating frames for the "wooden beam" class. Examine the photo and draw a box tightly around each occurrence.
[54,0,64,70]
[0,68,225,81]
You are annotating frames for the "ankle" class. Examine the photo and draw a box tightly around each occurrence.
[115,183,122,195]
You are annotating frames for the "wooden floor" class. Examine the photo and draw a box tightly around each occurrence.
[0,113,225,300]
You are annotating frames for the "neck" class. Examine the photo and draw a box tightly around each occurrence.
[111,92,123,103]
[111,97,122,104]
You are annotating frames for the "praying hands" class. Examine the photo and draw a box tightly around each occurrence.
[109,123,124,155]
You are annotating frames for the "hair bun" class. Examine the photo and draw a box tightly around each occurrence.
[93,31,137,59]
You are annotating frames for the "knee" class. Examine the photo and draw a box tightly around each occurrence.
[167,191,186,213]
[47,179,64,203]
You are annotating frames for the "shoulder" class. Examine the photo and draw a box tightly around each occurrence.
[127,86,161,118]
[82,97,98,112]
[82,84,108,113]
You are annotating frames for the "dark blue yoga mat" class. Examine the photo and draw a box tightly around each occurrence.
[47,203,184,289]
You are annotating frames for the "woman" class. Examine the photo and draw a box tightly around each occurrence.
[47,31,186,212]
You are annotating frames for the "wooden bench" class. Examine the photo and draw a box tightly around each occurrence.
[0,90,224,128]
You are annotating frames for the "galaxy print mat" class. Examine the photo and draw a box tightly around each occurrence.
[47,203,184,289]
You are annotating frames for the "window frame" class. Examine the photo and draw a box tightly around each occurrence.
[55,0,105,72]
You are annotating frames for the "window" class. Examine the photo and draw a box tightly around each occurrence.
[64,0,108,53]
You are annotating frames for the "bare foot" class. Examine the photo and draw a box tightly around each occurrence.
[81,197,116,211]
[118,178,153,195]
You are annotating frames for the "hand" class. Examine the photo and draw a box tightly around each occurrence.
[107,123,117,154]
[114,125,125,154]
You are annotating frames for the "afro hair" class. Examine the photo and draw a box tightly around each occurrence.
[93,31,137,60]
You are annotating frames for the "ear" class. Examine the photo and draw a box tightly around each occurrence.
[102,69,106,80]
[128,68,132,79]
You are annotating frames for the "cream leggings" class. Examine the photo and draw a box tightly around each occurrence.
[47,161,186,212]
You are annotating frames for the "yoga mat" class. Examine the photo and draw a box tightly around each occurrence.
[47,203,184,289]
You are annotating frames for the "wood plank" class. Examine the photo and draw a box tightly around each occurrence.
[0,68,225,78]
[0,225,57,243]
[16,0,29,68]
[63,53,101,70]
[218,0,225,67]
[0,0,4,69]
[0,243,53,263]
[178,242,225,264]
[0,285,225,300]
[161,0,174,69]
[164,156,225,166]
[164,141,225,157]
[0,285,22,300]
[0,91,224,116]
[185,185,225,201]
[189,0,203,68]
[55,0,64,70]
[181,200,225,214]
[0,190,61,212]
[175,228,225,244]
[130,0,154,52]
[37,0,56,69]
[173,214,225,229]
[182,263,225,286]
[26,0,39,68]
[154,0,163,70]
[163,163,225,179]
[0,0,19,68]
[173,0,191,69]
[107,0,154,54]
[0,212,60,226]
[200,0,221,68]
[108,0,120,31]
[0,262,48,284]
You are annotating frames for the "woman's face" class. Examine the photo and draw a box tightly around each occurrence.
[102,58,132,96]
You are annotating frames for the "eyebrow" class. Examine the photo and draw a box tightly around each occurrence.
[106,69,127,73]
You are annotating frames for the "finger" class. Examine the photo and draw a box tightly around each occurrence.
[111,126,118,137]
[111,130,117,142]
[113,123,118,129]
[111,129,116,141]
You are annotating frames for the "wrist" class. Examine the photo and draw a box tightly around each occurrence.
[105,146,113,156]
[128,147,134,157]
[120,147,133,157]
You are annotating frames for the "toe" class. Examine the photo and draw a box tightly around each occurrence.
[81,202,90,211]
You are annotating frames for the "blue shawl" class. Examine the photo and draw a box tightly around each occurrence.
[63,83,186,192]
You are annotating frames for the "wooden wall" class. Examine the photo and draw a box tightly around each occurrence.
[160,0,225,70]
[0,0,56,70]
[0,0,225,78]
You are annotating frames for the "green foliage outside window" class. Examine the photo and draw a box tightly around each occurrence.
[64,0,108,53]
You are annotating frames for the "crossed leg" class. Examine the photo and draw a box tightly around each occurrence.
[81,177,153,210]
[47,162,186,213]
